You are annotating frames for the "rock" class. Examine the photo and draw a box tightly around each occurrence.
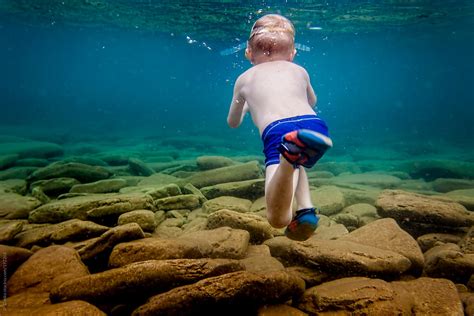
[5,291,51,312]
[340,218,424,274]
[313,223,349,240]
[70,178,127,193]
[7,299,106,315]
[185,161,263,188]
[201,179,265,200]
[338,186,381,206]
[182,217,208,234]
[27,161,112,183]
[30,177,80,197]
[29,193,155,224]
[285,266,330,289]
[15,158,49,167]
[128,158,156,176]
[445,189,474,211]
[0,220,24,243]
[265,237,411,277]
[0,166,37,180]
[0,154,19,170]
[7,246,89,296]
[257,304,308,316]
[331,213,359,228]
[118,210,157,232]
[313,161,361,175]
[423,243,474,283]
[398,159,474,181]
[240,256,284,274]
[376,190,474,227]
[109,227,250,267]
[78,223,145,266]
[121,183,182,199]
[310,186,345,215]
[245,245,271,257]
[0,245,33,283]
[433,178,474,193]
[14,219,108,248]
[297,277,463,315]
[62,155,108,166]
[0,179,27,194]
[251,196,267,213]
[155,194,200,211]
[137,173,181,187]
[182,183,207,203]
[207,209,273,243]
[203,196,252,213]
[132,270,305,316]
[196,155,237,170]
[341,203,378,218]
[459,226,474,254]
[416,233,463,252]
[0,192,41,219]
[0,141,63,159]
[327,172,403,189]
[51,258,243,304]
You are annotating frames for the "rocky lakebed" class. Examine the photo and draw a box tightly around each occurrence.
[1,136,474,315]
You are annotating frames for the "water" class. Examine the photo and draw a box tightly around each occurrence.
[0,0,473,161]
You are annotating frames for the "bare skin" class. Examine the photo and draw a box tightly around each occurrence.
[227,48,318,228]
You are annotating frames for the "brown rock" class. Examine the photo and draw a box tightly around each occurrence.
[7,245,89,296]
[416,233,463,252]
[201,179,265,200]
[0,245,33,283]
[0,192,41,219]
[258,304,308,316]
[7,299,106,315]
[202,196,252,213]
[51,258,244,304]
[132,271,305,316]
[0,220,24,243]
[109,227,250,267]
[423,243,474,283]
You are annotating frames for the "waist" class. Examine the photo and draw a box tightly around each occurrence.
[261,114,321,140]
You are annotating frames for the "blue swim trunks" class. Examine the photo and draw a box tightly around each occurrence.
[261,114,330,167]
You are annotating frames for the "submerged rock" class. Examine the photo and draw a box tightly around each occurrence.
[155,194,200,211]
[445,188,474,211]
[69,178,127,194]
[118,210,157,232]
[0,141,63,159]
[203,196,252,213]
[196,155,237,170]
[27,161,112,183]
[132,270,305,316]
[0,192,41,219]
[7,246,89,296]
[128,158,156,176]
[109,227,250,267]
[310,185,345,215]
[0,220,24,243]
[0,245,33,283]
[50,258,244,304]
[433,178,474,193]
[30,177,80,197]
[201,178,265,200]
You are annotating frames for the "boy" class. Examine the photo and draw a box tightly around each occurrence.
[227,14,332,241]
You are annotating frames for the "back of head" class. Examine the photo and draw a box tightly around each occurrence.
[248,14,295,58]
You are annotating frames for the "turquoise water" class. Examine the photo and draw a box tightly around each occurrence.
[0,1,473,161]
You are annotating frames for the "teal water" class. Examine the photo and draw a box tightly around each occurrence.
[0,1,473,161]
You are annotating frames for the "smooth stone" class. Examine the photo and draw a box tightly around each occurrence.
[14,158,51,167]
[265,236,411,277]
[7,246,89,296]
[118,210,157,232]
[433,178,474,193]
[445,189,474,211]
[137,173,181,187]
[0,141,63,159]
[310,186,345,215]
[416,233,463,252]
[14,219,108,249]
[0,220,24,243]
[325,172,403,189]
[0,192,41,219]
[132,271,304,316]
[50,258,243,304]
[424,243,474,283]
[182,217,208,234]
[240,255,284,274]
[207,209,273,244]
[27,161,112,183]
[182,183,207,203]
[70,178,127,194]
[398,159,474,181]
[185,161,263,188]
[128,158,156,176]
[313,223,349,240]
[0,245,33,283]
[0,179,27,194]
[30,177,80,197]
[376,190,474,227]
[338,186,381,205]
[29,193,155,223]
[155,194,200,211]
[257,304,308,316]
[459,226,474,254]
[109,227,250,267]
[120,183,182,199]
[196,155,237,170]
[340,218,424,274]
[8,299,106,315]
[78,223,145,263]
[0,166,37,180]
[313,161,362,175]
[203,196,252,213]
[0,154,19,170]
[62,156,108,166]
[201,179,265,200]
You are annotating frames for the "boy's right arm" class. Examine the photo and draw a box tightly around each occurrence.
[227,76,247,128]
[304,70,317,107]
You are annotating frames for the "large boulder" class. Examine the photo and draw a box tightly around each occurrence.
[28,193,155,223]
[376,190,474,227]
[200,179,265,200]
[297,277,463,315]
[132,271,304,316]
[207,209,273,244]
[0,192,41,219]
[7,246,89,296]
[50,259,243,304]
[339,218,424,274]
[27,161,112,183]
[185,161,263,188]
[265,237,411,277]
[109,227,250,267]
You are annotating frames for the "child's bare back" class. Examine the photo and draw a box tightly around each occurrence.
[230,60,317,134]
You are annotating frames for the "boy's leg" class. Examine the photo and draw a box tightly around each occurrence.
[294,167,313,210]
[265,158,300,228]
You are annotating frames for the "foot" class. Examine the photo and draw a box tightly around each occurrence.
[285,207,319,241]
[278,129,332,168]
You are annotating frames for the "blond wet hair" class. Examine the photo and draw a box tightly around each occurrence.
[248,14,295,57]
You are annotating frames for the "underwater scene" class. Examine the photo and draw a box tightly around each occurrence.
[0,0,473,315]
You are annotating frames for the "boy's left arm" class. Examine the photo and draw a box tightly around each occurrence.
[227,76,248,128]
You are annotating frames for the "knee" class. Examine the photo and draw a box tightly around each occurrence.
[267,213,292,229]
